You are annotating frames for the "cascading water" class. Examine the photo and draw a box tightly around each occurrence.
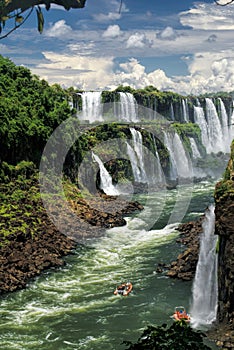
[182,99,189,122]
[164,132,191,179]
[152,136,164,184]
[118,92,138,122]
[189,137,201,159]
[126,142,142,182]
[128,128,147,182]
[218,98,232,153]
[81,92,103,123]
[194,106,211,153]
[170,103,175,121]
[205,98,224,153]
[190,205,218,328]
[163,132,178,181]
[92,153,119,195]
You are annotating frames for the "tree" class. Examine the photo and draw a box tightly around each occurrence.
[0,0,86,39]
[123,322,212,350]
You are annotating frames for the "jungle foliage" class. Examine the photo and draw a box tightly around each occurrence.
[0,55,73,166]
[123,321,212,350]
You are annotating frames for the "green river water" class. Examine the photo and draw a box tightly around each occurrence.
[0,181,218,350]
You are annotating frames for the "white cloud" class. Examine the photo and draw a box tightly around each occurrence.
[93,12,121,22]
[157,26,178,40]
[29,48,234,95]
[45,20,72,37]
[126,33,147,48]
[102,25,121,38]
[33,52,115,90]
[180,3,234,30]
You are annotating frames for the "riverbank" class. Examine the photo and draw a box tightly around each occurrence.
[0,173,143,294]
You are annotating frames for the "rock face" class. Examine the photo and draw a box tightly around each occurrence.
[166,218,203,281]
[0,186,143,294]
[214,141,234,328]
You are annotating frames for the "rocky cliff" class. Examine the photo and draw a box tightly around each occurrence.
[215,140,234,328]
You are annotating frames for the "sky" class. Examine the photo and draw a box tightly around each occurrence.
[1,0,234,95]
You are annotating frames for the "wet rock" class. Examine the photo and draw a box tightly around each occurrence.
[165,216,204,281]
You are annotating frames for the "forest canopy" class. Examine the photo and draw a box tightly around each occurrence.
[0,55,73,166]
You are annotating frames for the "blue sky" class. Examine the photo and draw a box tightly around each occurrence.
[1,0,234,94]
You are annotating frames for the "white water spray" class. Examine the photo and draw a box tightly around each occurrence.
[118,92,138,122]
[92,153,119,195]
[189,137,201,159]
[81,92,103,123]
[190,205,218,328]
[205,98,224,153]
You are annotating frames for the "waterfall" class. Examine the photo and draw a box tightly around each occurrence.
[190,205,218,328]
[130,128,147,182]
[164,132,191,179]
[153,136,164,183]
[205,98,224,153]
[189,137,201,159]
[118,92,138,122]
[126,142,142,182]
[81,92,103,123]
[218,98,232,153]
[126,128,147,183]
[182,99,189,122]
[194,106,210,153]
[170,103,175,121]
[92,153,119,195]
[163,132,178,181]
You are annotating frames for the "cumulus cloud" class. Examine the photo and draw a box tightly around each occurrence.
[29,48,234,95]
[102,25,121,38]
[114,58,175,90]
[45,20,72,37]
[180,3,234,30]
[32,52,115,90]
[157,26,178,40]
[126,32,147,48]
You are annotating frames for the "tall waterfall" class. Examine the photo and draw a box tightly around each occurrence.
[118,92,138,122]
[92,153,119,195]
[182,99,189,122]
[218,98,232,153]
[205,98,224,153]
[164,132,191,179]
[81,92,103,123]
[153,136,164,183]
[126,142,142,182]
[170,103,175,121]
[194,106,210,152]
[126,128,147,182]
[189,137,201,159]
[190,205,218,328]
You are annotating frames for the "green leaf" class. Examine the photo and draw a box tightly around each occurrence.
[36,6,44,34]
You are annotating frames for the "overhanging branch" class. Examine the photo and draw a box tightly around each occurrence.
[1,0,86,17]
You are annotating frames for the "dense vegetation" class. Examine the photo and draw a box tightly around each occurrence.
[0,55,73,166]
[123,321,212,350]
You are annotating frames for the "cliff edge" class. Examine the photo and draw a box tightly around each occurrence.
[213,140,234,348]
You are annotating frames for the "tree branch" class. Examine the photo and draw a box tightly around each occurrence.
[0,7,33,39]
[1,0,86,17]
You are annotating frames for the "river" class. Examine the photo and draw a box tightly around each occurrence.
[0,181,218,349]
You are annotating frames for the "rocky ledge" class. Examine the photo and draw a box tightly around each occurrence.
[0,189,143,294]
[158,217,204,281]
